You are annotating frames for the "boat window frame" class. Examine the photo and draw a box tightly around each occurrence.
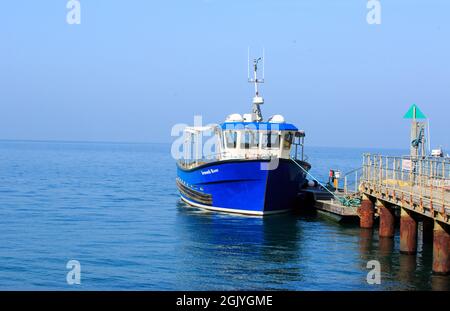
[224,130,238,149]
[241,130,260,150]
[261,131,281,150]
[283,132,294,150]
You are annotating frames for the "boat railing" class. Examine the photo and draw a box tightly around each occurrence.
[178,151,290,169]
[178,152,226,169]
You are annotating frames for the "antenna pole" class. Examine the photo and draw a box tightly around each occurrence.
[248,54,264,122]
[253,57,260,97]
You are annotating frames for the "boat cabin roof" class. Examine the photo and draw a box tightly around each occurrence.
[220,121,298,131]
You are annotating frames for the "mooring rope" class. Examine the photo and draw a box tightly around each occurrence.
[289,157,361,208]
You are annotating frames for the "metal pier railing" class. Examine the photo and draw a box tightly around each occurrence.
[360,153,450,223]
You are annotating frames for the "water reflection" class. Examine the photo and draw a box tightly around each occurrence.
[379,237,394,255]
[358,229,374,257]
[431,275,450,291]
[378,237,395,275]
[398,255,417,285]
[174,202,450,290]
[175,202,303,289]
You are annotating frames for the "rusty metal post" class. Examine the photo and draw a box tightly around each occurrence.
[358,195,374,229]
[400,207,418,255]
[433,221,450,275]
[422,217,434,243]
[378,201,395,238]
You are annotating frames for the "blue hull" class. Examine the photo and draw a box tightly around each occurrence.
[176,159,310,216]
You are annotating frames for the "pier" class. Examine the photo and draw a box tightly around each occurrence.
[358,154,450,275]
[302,104,450,276]
[302,154,450,275]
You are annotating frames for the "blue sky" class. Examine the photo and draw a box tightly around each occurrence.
[1,0,449,149]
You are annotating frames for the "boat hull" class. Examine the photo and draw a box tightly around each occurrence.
[176,159,310,216]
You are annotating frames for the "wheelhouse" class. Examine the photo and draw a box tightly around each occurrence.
[220,121,305,160]
[178,119,306,169]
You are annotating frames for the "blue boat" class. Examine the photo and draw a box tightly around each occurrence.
[176,57,311,216]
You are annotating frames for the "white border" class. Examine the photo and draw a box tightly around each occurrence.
[180,196,292,216]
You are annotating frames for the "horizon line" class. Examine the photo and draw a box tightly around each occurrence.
[0,138,410,151]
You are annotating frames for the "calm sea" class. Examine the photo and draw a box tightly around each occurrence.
[0,141,448,290]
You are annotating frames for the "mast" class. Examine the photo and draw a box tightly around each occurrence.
[248,55,264,122]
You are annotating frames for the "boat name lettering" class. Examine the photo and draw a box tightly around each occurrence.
[201,168,219,175]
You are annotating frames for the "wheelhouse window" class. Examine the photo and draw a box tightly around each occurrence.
[241,130,259,149]
[262,132,280,149]
[283,132,294,149]
[224,131,237,149]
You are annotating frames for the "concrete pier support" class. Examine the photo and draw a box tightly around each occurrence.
[378,201,395,238]
[358,195,374,229]
[422,218,434,243]
[400,207,418,255]
[433,221,450,275]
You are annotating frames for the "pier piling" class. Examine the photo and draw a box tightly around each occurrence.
[378,201,395,238]
[432,221,450,275]
[358,195,374,229]
[400,207,418,255]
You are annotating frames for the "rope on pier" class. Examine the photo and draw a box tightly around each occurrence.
[290,157,361,208]
[340,195,362,207]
